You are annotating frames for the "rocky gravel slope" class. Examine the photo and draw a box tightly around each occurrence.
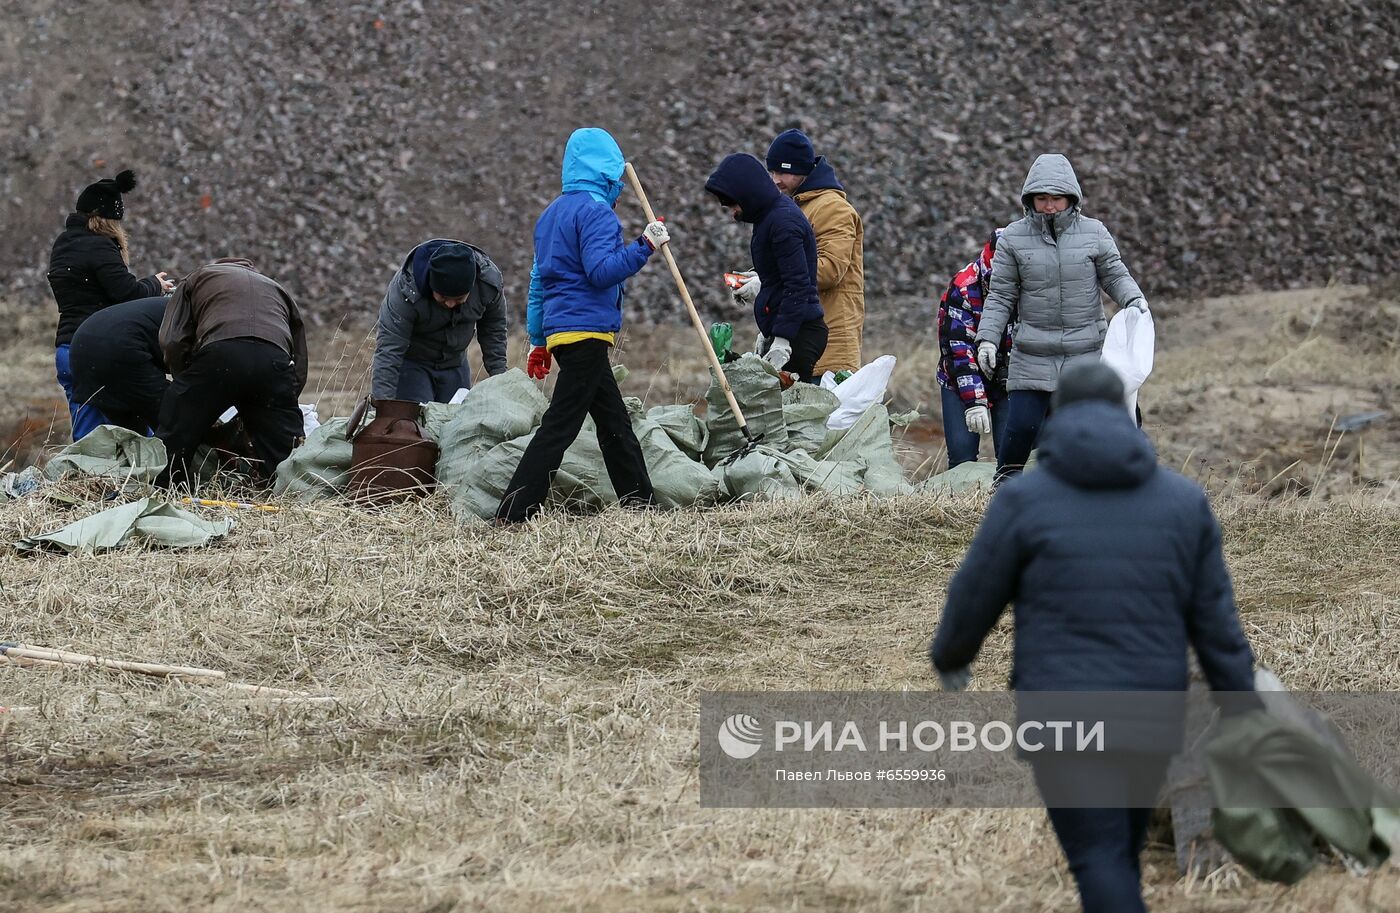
[2,0,1394,327]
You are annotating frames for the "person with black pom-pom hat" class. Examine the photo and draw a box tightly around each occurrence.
[46,169,175,439]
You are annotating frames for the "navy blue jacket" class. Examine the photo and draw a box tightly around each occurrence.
[705,154,823,340]
[931,402,1255,700]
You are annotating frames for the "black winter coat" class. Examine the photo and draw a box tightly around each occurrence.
[47,213,162,346]
[705,154,823,340]
[69,296,169,431]
[930,402,1255,742]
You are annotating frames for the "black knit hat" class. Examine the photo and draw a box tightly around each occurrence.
[765,129,816,176]
[428,243,479,298]
[1052,362,1127,411]
[75,169,137,220]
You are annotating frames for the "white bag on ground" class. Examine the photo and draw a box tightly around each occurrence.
[826,355,897,430]
[1100,309,1155,415]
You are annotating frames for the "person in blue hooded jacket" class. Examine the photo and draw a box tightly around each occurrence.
[929,362,1256,913]
[704,153,827,381]
[495,127,670,524]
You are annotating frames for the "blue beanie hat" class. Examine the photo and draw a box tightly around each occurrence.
[765,129,816,176]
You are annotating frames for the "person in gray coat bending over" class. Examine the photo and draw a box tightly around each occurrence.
[372,239,509,403]
[975,154,1148,480]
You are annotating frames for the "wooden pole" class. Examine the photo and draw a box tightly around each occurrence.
[622,162,757,444]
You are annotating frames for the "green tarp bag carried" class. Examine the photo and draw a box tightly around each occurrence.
[1206,708,1400,884]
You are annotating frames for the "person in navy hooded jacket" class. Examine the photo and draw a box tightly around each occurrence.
[495,127,669,524]
[929,362,1256,913]
[705,153,827,381]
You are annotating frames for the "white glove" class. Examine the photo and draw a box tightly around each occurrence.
[976,341,998,375]
[763,336,792,370]
[1126,298,1149,313]
[732,270,760,306]
[641,219,670,251]
[964,404,992,436]
[939,666,972,692]
[753,332,768,354]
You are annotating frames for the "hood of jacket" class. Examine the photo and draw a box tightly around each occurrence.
[1020,153,1083,210]
[402,239,500,300]
[561,128,626,205]
[1021,154,1084,237]
[705,153,783,224]
[1037,401,1157,490]
[795,156,845,195]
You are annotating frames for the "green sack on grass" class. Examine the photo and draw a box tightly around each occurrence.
[703,354,788,466]
[273,418,353,500]
[16,497,234,554]
[817,404,914,496]
[43,426,167,487]
[782,383,841,455]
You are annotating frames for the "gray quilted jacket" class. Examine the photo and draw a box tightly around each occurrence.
[371,240,509,399]
[976,154,1144,392]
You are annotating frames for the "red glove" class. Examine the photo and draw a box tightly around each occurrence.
[526,345,552,379]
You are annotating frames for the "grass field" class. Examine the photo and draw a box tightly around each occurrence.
[1,285,1398,911]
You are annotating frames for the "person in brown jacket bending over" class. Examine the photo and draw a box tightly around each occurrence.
[156,258,308,487]
[760,129,865,376]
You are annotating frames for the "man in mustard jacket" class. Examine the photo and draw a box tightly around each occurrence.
[761,129,866,376]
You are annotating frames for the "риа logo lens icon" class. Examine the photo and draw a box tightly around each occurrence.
[717,714,763,759]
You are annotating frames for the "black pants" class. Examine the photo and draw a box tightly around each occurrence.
[496,339,653,522]
[765,318,829,382]
[157,338,303,487]
[1031,753,1171,913]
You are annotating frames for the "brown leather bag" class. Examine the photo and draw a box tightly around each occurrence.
[345,397,438,503]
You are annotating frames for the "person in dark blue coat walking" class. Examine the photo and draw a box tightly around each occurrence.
[704,153,827,381]
[929,362,1256,913]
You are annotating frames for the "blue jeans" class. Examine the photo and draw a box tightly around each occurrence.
[1032,754,1171,913]
[395,359,471,403]
[940,386,1008,468]
[995,390,1054,477]
[55,344,111,441]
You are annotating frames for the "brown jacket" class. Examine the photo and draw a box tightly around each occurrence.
[794,186,865,375]
[159,258,308,393]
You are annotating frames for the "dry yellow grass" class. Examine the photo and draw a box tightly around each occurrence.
[1,490,1398,912]
[1,286,1398,911]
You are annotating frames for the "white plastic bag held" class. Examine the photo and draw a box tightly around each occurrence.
[1100,309,1155,415]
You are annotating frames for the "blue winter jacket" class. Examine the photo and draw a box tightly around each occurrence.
[526,128,652,347]
[705,153,822,340]
[930,402,1256,743]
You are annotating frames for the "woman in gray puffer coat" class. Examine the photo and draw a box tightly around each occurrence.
[975,154,1148,478]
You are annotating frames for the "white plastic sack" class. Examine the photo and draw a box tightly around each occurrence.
[299,403,320,435]
[1100,309,1155,415]
[826,355,897,430]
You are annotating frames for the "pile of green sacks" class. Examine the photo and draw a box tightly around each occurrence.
[274,354,936,523]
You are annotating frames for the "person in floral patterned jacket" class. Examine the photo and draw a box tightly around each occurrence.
[937,229,1013,468]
